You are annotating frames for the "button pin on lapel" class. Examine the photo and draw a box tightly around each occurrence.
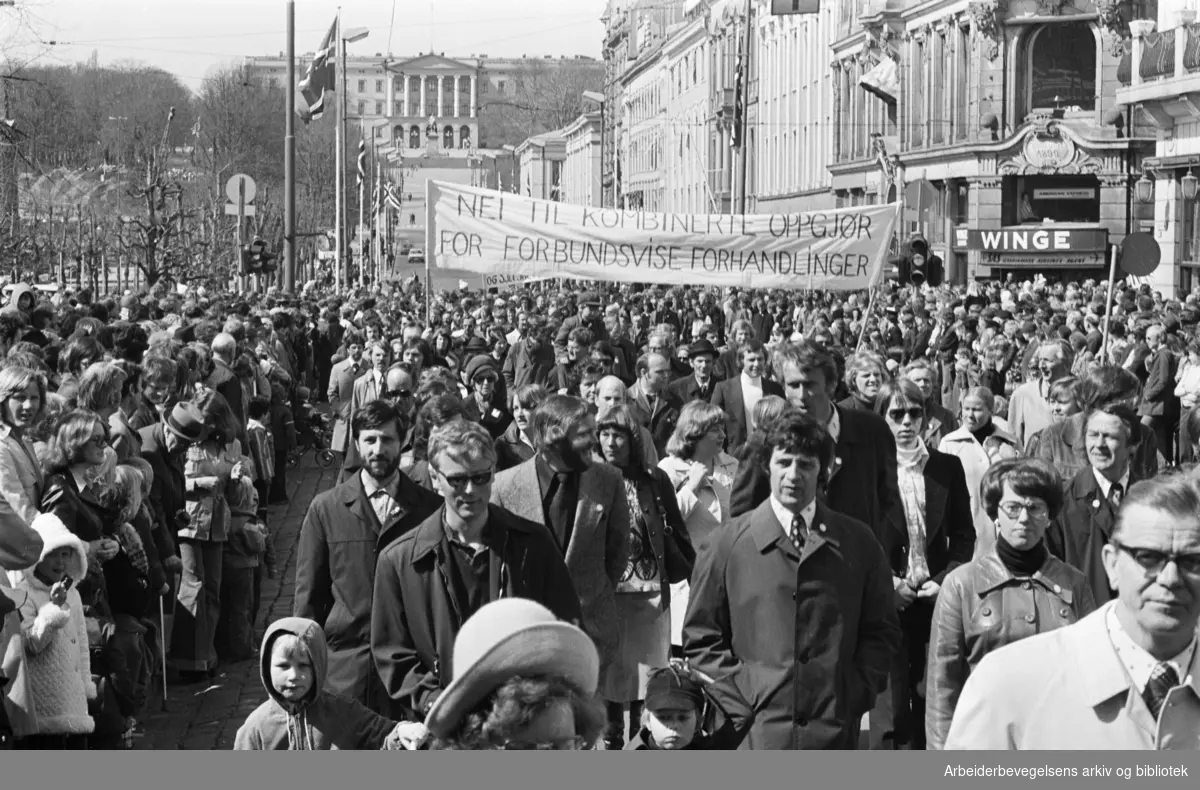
[1092,499,1101,510]
[818,524,826,533]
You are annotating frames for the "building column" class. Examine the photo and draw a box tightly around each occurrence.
[437,75,445,118]
[453,76,460,118]
[470,74,477,118]
[402,75,411,116]
[387,74,396,117]
[419,76,427,118]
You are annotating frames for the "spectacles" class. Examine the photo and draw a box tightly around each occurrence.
[436,469,494,489]
[386,389,413,399]
[998,501,1050,520]
[474,375,498,384]
[887,407,923,423]
[500,736,586,751]
[1111,541,1200,577]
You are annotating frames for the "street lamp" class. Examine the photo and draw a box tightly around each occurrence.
[582,91,604,208]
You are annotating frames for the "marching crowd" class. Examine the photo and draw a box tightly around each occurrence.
[0,272,1198,751]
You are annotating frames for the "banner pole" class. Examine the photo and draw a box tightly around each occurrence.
[425,179,434,325]
[855,286,877,353]
[1100,243,1119,362]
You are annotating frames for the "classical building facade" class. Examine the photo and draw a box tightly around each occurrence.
[560,112,603,207]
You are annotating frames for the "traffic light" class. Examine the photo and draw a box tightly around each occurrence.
[239,244,254,275]
[242,237,276,275]
[902,234,944,287]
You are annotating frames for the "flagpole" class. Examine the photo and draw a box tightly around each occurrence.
[283,0,296,293]
[357,118,365,291]
[334,7,344,293]
[736,0,753,216]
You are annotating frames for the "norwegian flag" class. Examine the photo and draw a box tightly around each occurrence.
[298,18,337,122]
[356,137,366,188]
[385,183,403,212]
[730,33,744,149]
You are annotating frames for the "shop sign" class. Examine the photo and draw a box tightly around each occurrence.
[982,251,1105,268]
[966,227,1108,252]
[1032,188,1095,200]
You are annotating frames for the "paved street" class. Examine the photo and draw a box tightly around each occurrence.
[134,459,337,750]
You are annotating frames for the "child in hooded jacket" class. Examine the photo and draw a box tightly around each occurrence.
[7,513,96,749]
[234,617,421,750]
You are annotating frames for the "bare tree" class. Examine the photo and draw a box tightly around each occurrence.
[479,59,604,148]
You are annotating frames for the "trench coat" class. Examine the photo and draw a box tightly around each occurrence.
[682,499,901,750]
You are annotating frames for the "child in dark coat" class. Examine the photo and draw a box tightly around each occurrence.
[624,664,752,750]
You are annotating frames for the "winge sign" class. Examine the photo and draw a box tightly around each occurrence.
[426,181,899,291]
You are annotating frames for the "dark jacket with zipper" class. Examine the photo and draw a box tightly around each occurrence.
[370,503,581,720]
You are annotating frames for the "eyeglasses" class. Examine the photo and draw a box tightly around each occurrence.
[474,375,498,385]
[998,501,1050,520]
[886,407,923,423]
[436,469,495,489]
[500,736,586,751]
[386,389,413,399]
[1111,541,1200,577]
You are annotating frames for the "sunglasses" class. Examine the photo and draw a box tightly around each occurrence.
[386,389,413,399]
[437,469,495,489]
[886,407,923,422]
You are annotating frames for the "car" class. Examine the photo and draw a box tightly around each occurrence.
[407,249,425,263]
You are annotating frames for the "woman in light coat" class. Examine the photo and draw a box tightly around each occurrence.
[657,401,738,651]
[0,366,48,531]
[937,387,1022,558]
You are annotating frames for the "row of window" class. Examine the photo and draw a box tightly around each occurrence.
[377,125,473,149]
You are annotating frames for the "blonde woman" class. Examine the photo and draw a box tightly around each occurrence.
[839,350,889,412]
[658,401,739,650]
[0,366,48,530]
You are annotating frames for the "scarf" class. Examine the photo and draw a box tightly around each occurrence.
[996,534,1047,577]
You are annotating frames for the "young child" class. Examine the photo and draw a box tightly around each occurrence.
[234,617,420,750]
[245,396,275,510]
[625,665,750,751]
[8,513,96,749]
[216,481,266,663]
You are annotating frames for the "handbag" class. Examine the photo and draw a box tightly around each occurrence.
[649,484,696,585]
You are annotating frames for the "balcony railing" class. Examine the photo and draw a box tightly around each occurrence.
[1121,22,1200,86]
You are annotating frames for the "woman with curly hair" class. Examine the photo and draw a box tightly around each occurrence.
[423,598,607,751]
[839,350,890,412]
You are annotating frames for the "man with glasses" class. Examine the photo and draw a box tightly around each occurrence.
[946,469,1200,749]
[1048,402,1145,606]
[295,400,442,713]
[372,419,579,721]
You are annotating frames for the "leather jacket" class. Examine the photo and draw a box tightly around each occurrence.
[924,548,1097,750]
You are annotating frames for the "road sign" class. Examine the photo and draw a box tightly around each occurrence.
[1119,232,1162,276]
[224,204,257,216]
[317,250,336,261]
[225,174,257,205]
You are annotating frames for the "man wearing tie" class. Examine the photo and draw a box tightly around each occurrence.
[343,341,391,475]
[946,470,1200,749]
[491,394,630,686]
[294,399,442,711]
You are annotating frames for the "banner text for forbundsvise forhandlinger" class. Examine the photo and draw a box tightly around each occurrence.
[426,181,900,291]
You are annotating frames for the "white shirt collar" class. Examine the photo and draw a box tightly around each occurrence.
[1105,604,1197,693]
[741,371,762,387]
[769,495,816,542]
[1092,467,1130,500]
[826,407,841,446]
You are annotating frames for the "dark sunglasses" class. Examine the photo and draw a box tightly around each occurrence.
[437,469,495,489]
[887,407,923,422]
[386,388,413,399]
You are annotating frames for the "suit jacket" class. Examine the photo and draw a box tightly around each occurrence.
[293,471,442,710]
[627,382,683,459]
[944,601,1200,750]
[1139,347,1179,418]
[881,449,975,585]
[669,373,719,404]
[327,356,363,453]
[683,500,901,750]
[1047,467,1138,606]
[490,458,630,673]
[711,376,785,455]
[730,406,900,544]
[371,504,582,719]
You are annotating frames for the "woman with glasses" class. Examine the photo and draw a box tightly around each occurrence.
[594,404,690,750]
[924,458,1095,750]
[870,379,975,750]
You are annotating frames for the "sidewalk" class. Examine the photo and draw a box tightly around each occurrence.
[134,459,337,750]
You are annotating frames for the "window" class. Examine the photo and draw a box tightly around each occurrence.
[930,33,946,145]
[955,26,969,141]
[497,80,506,94]
[1028,22,1096,112]
[954,181,970,225]
[269,77,279,89]
[375,101,383,115]
[376,79,384,93]
[409,127,421,148]
[394,101,403,115]
[357,100,365,115]
[357,79,366,92]
[911,38,925,148]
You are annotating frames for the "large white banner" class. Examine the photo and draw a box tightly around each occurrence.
[427,181,899,291]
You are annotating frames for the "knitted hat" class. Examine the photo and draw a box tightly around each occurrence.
[464,354,498,383]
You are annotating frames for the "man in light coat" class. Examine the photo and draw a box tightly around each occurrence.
[946,470,1200,750]
[327,331,365,458]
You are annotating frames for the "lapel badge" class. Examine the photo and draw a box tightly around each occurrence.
[1092,499,1100,510]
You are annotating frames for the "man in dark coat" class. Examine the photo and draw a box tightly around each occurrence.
[683,409,900,750]
[669,339,721,403]
[554,291,608,353]
[207,333,246,446]
[1138,324,1179,465]
[372,419,580,720]
[294,400,442,712]
[626,352,683,459]
[730,342,900,543]
[711,340,784,456]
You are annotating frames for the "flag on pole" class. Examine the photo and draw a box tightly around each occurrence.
[730,32,744,149]
[299,17,338,122]
[356,137,367,189]
[385,183,403,212]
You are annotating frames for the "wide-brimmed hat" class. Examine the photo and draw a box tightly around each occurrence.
[163,402,207,444]
[687,339,717,360]
[425,598,599,738]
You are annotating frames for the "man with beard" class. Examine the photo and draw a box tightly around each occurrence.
[294,400,442,712]
[371,419,580,720]
[490,394,630,688]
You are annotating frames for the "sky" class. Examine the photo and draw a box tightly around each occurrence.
[2,0,610,90]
